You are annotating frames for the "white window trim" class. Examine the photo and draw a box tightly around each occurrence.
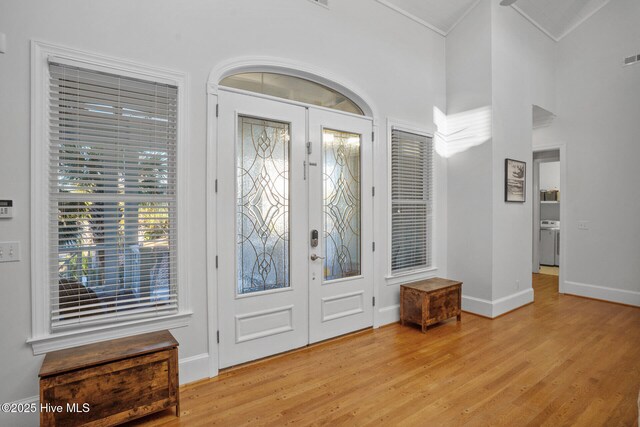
[385,119,438,285]
[28,40,191,355]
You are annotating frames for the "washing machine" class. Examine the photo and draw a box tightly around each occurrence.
[540,220,560,266]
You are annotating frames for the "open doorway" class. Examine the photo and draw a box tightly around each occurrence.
[533,150,560,275]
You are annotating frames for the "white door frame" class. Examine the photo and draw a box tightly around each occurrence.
[205,58,380,378]
[532,143,567,294]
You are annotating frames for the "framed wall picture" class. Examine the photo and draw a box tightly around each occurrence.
[505,158,526,202]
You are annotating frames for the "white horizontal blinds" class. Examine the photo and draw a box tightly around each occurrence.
[49,61,179,329]
[391,129,433,273]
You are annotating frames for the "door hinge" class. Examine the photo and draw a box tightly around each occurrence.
[216,330,220,344]
[215,179,218,193]
[372,131,375,142]
[372,296,376,307]
[216,104,219,117]
[215,255,218,269]
[372,242,376,252]
[306,141,312,155]
[372,186,375,197]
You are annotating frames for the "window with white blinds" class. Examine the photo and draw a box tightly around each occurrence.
[391,128,433,273]
[48,62,179,329]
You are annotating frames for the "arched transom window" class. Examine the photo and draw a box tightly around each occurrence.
[220,72,364,115]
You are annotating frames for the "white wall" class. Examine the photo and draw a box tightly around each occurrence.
[446,0,494,303]
[446,0,556,314]
[0,0,447,419]
[534,0,640,304]
[490,1,556,303]
[539,162,560,191]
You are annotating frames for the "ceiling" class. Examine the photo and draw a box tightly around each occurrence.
[375,0,611,41]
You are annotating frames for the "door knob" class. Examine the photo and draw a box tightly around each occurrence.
[310,254,325,261]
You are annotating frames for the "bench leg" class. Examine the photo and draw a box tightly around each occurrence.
[457,314,462,322]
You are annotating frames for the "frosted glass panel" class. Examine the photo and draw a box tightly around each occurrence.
[237,116,290,294]
[323,129,361,281]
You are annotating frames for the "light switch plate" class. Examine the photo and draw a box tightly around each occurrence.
[0,241,20,262]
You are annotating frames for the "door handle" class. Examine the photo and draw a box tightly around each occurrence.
[310,254,325,261]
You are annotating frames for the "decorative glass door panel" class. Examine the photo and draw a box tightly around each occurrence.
[322,129,361,281]
[308,109,373,344]
[218,91,308,368]
[237,116,290,295]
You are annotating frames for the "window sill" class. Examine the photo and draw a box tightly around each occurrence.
[385,267,439,286]
[27,311,193,355]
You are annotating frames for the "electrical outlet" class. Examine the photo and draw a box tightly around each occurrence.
[0,241,20,262]
[516,279,520,290]
[577,221,589,230]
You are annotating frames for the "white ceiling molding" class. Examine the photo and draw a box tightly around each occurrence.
[511,5,560,42]
[377,0,612,43]
[375,0,447,36]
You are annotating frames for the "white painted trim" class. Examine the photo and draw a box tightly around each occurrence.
[206,56,379,122]
[511,6,559,42]
[206,93,219,378]
[492,288,534,317]
[377,304,400,326]
[461,294,493,318]
[447,0,483,35]
[385,267,439,286]
[511,1,612,42]
[179,353,212,385]
[29,40,191,353]
[27,312,192,355]
[462,288,534,318]
[374,0,446,36]
[219,86,372,122]
[385,118,437,280]
[533,143,567,294]
[555,0,611,41]
[564,281,640,307]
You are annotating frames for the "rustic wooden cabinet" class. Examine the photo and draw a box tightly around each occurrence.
[400,278,462,333]
[39,330,179,426]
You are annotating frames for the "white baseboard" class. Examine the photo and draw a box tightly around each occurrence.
[462,288,534,318]
[564,281,640,307]
[461,294,493,317]
[179,352,211,385]
[377,304,400,326]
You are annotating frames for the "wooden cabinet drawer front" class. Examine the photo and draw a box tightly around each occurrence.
[427,288,460,323]
[41,350,178,427]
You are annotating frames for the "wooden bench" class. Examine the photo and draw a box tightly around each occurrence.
[39,330,179,426]
[400,278,462,333]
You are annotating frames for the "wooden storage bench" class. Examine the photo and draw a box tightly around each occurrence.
[39,330,179,427]
[400,278,462,333]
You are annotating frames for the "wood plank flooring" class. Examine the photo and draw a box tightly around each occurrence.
[131,274,640,426]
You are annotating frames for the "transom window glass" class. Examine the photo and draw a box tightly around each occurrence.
[220,72,364,116]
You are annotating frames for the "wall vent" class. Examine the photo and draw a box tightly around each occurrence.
[307,0,329,8]
[623,54,640,66]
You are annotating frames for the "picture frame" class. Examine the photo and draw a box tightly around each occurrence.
[505,158,526,202]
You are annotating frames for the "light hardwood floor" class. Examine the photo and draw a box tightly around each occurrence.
[132,274,640,426]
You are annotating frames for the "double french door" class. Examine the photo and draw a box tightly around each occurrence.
[217,90,373,368]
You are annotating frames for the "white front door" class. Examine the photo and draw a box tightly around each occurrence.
[307,109,374,343]
[217,90,373,368]
[217,91,308,368]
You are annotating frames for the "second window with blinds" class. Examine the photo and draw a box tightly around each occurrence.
[390,128,434,274]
